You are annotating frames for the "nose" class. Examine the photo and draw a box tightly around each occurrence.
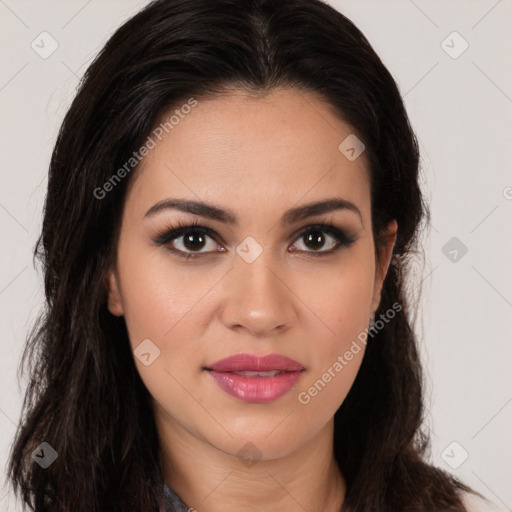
[220,252,298,338]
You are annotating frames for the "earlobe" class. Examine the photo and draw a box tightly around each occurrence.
[371,219,398,313]
[105,269,124,316]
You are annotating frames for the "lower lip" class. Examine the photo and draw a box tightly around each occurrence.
[206,370,303,403]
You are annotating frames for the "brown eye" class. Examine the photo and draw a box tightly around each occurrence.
[182,231,208,251]
[291,224,356,255]
[167,229,220,256]
[302,230,332,251]
[153,223,223,259]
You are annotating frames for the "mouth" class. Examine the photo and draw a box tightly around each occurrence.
[223,370,286,377]
[204,353,305,404]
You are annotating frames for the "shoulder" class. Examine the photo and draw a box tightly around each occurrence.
[462,492,506,512]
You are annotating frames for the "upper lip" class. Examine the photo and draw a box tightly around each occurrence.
[205,353,305,372]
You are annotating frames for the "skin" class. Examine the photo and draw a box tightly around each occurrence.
[107,87,397,512]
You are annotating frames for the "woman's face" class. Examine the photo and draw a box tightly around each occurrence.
[107,87,396,462]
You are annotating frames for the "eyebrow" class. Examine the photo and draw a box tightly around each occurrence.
[144,197,362,225]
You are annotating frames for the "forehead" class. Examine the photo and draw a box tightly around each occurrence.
[127,88,371,222]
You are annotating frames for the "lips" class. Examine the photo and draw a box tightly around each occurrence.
[206,353,305,373]
[204,353,305,403]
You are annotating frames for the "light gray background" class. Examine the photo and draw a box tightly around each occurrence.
[1,1,511,510]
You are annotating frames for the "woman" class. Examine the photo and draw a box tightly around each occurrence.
[8,0,496,511]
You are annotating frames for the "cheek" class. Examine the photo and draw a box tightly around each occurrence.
[294,244,375,349]
[291,247,375,415]
[115,246,217,418]
[117,242,216,346]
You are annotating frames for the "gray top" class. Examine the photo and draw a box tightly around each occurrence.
[163,485,497,511]
[164,484,190,512]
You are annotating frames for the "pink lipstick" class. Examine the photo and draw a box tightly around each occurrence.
[204,353,305,403]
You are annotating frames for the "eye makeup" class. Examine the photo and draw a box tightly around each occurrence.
[152,219,357,260]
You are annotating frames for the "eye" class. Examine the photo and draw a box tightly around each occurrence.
[290,223,356,255]
[153,220,224,259]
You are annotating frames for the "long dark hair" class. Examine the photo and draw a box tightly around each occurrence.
[9,0,476,510]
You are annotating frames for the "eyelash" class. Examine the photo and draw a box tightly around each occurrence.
[153,219,357,260]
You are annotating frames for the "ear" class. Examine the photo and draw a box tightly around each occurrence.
[370,219,398,314]
[105,268,124,316]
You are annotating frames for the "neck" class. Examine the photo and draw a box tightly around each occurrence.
[157,414,345,512]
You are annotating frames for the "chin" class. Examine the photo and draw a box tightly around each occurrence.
[203,417,319,464]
